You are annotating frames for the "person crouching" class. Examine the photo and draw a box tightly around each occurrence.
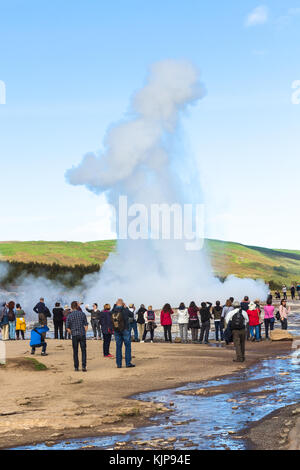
[30,322,49,356]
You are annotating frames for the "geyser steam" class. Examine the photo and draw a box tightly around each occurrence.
[66,59,267,307]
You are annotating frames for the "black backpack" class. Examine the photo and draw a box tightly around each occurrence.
[231,309,245,330]
[111,310,125,332]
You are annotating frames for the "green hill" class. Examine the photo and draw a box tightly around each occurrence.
[0,239,299,288]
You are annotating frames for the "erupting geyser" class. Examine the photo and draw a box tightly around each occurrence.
[66,59,268,307]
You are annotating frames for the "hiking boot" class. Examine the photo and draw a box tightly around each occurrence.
[74,368,79,372]
[82,368,87,372]
[126,364,136,368]
[41,352,48,356]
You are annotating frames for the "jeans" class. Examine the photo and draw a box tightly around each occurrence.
[214,321,224,341]
[249,325,260,340]
[54,321,64,339]
[114,329,132,367]
[281,318,288,330]
[179,323,188,342]
[9,321,16,339]
[31,342,47,354]
[72,335,87,369]
[232,329,246,361]
[163,325,172,342]
[200,321,210,343]
[103,333,112,356]
[264,318,275,338]
[91,319,101,338]
[129,320,139,341]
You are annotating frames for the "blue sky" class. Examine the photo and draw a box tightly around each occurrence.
[0,0,299,248]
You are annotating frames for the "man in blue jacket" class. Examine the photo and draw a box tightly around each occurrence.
[30,323,49,356]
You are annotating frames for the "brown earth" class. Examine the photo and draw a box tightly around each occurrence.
[0,336,295,450]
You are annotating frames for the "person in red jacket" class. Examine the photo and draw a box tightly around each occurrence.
[247,302,260,342]
[160,303,174,343]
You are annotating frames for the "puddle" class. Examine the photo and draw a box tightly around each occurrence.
[12,314,300,451]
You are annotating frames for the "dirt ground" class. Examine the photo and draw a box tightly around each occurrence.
[0,335,295,450]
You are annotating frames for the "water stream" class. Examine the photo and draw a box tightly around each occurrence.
[13,314,300,450]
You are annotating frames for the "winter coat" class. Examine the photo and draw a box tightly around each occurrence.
[0,307,9,326]
[263,305,275,319]
[160,309,173,326]
[177,308,189,324]
[247,309,260,326]
[52,307,64,323]
[86,308,101,321]
[30,325,49,347]
[136,307,146,324]
[212,306,222,321]
[99,310,113,335]
[199,303,212,323]
[188,306,200,329]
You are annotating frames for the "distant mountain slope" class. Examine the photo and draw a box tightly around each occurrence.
[0,239,299,288]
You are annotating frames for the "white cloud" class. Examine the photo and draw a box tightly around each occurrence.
[245,5,269,27]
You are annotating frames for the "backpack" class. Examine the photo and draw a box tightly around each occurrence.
[230,309,245,330]
[111,310,125,332]
[275,311,281,321]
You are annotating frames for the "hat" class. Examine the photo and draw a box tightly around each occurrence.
[233,301,240,309]
[129,303,135,308]
[64,305,69,310]
[248,301,257,311]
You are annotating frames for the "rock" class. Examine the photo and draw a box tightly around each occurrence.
[292,408,300,415]
[169,402,175,407]
[232,406,238,410]
[16,399,31,406]
[269,330,293,341]
[50,433,64,438]
[279,372,290,376]
[167,437,177,442]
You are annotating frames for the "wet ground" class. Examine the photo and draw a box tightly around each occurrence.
[13,313,300,451]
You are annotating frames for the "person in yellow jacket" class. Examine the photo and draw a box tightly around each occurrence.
[15,303,26,340]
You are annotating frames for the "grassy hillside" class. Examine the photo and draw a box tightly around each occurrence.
[1,239,300,287]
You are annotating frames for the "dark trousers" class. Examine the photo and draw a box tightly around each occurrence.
[142,324,154,341]
[232,329,246,361]
[31,342,47,354]
[103,333,112,356]
[54,321,64,339]
[200,321,210,343]
[163,325,172,342]
[281,318,288,330]
[264,318,275,338]
[91,319,101,338]
[16,330,25,340]
[72,335,87,369]
[214,321,224,341]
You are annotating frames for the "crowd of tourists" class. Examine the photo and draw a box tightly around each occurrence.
[0,294,292,369]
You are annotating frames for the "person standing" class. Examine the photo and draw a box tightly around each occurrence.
[188,302,200,343]
[141,306,156,343]
[290,285,296,300]
[66,301,88,372]
[279,299,290,330]
[33,298,51,326]
[199,302,212,344]
[52,302,64,339]
[7,301,16,340]
[136,304,146,341]
[240,296,250,340]
[63,305,71,339]
[226,301,249,362]
[297,283,300,300]
[177,303,189,343]
[0,303,9,341]
[15,303,26,340]
[99,304,113,358]
[263,298,275,339]
[282,285,287,301]
[212,301,223,342]
[111,299,135,368]
[85,303,101,340]
[247,302,260,342]
[160,303,174,343]
[128,304,139,342]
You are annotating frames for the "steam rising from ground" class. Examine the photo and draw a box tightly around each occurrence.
[65,60,268,307]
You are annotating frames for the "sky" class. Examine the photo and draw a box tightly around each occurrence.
[0,0,299,249]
